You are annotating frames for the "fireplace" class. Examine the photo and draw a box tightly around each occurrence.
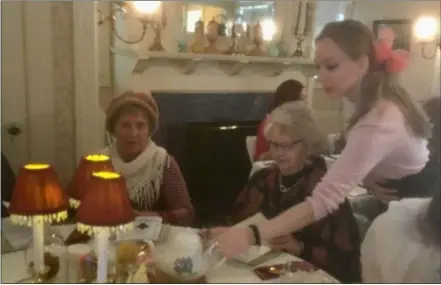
[152,92,271,226]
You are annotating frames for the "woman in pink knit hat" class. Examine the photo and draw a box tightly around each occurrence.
[104,91,194,226]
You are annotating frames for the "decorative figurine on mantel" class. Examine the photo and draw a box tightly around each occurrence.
[247,21,266,56]
[191,19,205,54]
[205,18,220,54]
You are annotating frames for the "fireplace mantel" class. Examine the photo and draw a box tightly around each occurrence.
[111,47,316,77]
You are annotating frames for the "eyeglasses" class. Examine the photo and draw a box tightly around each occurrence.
[268,139,303,151]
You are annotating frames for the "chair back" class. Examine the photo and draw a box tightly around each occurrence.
[245,136,257,162]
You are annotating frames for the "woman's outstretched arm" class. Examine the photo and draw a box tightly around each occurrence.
[257,104,410,241]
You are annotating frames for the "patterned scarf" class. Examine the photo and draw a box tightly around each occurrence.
[103,140,169,210]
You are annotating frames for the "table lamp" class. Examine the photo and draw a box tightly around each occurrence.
[76,171,135,283]
[9,164,69,282]
[67,154,114,208]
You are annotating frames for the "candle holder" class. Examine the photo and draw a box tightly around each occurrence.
[149,20,167,52]
[291,0,311,58]
[292,32,306,58]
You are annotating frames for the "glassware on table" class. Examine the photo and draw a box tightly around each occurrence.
[24,227,68,283]
[277,261,314,283]
[277,260,337,283]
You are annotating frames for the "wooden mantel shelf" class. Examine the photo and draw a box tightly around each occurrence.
[111,47,317,77]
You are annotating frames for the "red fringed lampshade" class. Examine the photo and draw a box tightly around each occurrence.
[76,171,134,234]
[9,164,68,225]
[67,154,114,208]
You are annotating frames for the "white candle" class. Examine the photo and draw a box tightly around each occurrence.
[299,1,307,35]
[294,1,302,35]
[95,229,110,283]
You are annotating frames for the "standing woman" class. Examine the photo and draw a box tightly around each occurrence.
[254,79,306,161]
[210,20,438,258]
[361,96,440,283]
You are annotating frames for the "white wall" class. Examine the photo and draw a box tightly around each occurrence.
[1,2,55,172]
[1,2,28,172]
[1,2,87,185]
[353,0,440,101]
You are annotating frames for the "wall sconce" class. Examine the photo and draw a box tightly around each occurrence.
[414,16,440,60]
[97,1,166,51]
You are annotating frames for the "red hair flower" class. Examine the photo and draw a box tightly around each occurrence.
[375,27,409,73]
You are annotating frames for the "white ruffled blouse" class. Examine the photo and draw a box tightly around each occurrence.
[361,198,440,283]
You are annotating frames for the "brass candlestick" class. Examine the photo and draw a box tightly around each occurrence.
[147,6,167,52]
[292,32,306,58]
[291,0,311,58]
[149,23,165,52]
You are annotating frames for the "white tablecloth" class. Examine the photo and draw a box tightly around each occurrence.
[1,223,338,283]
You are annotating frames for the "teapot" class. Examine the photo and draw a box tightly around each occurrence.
[154,227,225,281]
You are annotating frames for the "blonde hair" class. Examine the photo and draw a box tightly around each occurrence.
[264,101,329,155]
[316,20,431,138]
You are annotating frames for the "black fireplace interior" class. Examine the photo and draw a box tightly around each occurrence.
[152,92,271,226]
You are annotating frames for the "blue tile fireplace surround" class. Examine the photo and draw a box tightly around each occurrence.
[151,92,272,226]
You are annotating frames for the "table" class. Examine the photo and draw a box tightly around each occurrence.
[1,222,339,283]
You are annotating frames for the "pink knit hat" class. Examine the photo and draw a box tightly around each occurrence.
[105,91,159,134]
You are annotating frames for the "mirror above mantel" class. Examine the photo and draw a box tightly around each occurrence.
[183,1,275,35]
[111,47,316,77]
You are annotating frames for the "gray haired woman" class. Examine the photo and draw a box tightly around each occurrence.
[222,101,361,282]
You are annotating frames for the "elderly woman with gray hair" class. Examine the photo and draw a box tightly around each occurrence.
[103,91,194,226]
[225,101,361,283]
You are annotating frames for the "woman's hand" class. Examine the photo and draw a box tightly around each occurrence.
[268,235,304,256]
[209,227,254,259]
[133,210,159,217]
[367,182,399,203]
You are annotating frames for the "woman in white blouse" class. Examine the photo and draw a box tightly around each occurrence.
[361,190,440,283]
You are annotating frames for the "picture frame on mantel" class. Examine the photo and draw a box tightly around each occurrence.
[373,19,412,51]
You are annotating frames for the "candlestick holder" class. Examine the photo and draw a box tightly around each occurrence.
[149,22,166,52]
[292,32,306,58]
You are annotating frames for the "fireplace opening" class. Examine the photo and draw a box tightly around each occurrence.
[152,92,271,226]
[168,121,260,226]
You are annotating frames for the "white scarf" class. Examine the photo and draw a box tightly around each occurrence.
[103,141,169,210]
